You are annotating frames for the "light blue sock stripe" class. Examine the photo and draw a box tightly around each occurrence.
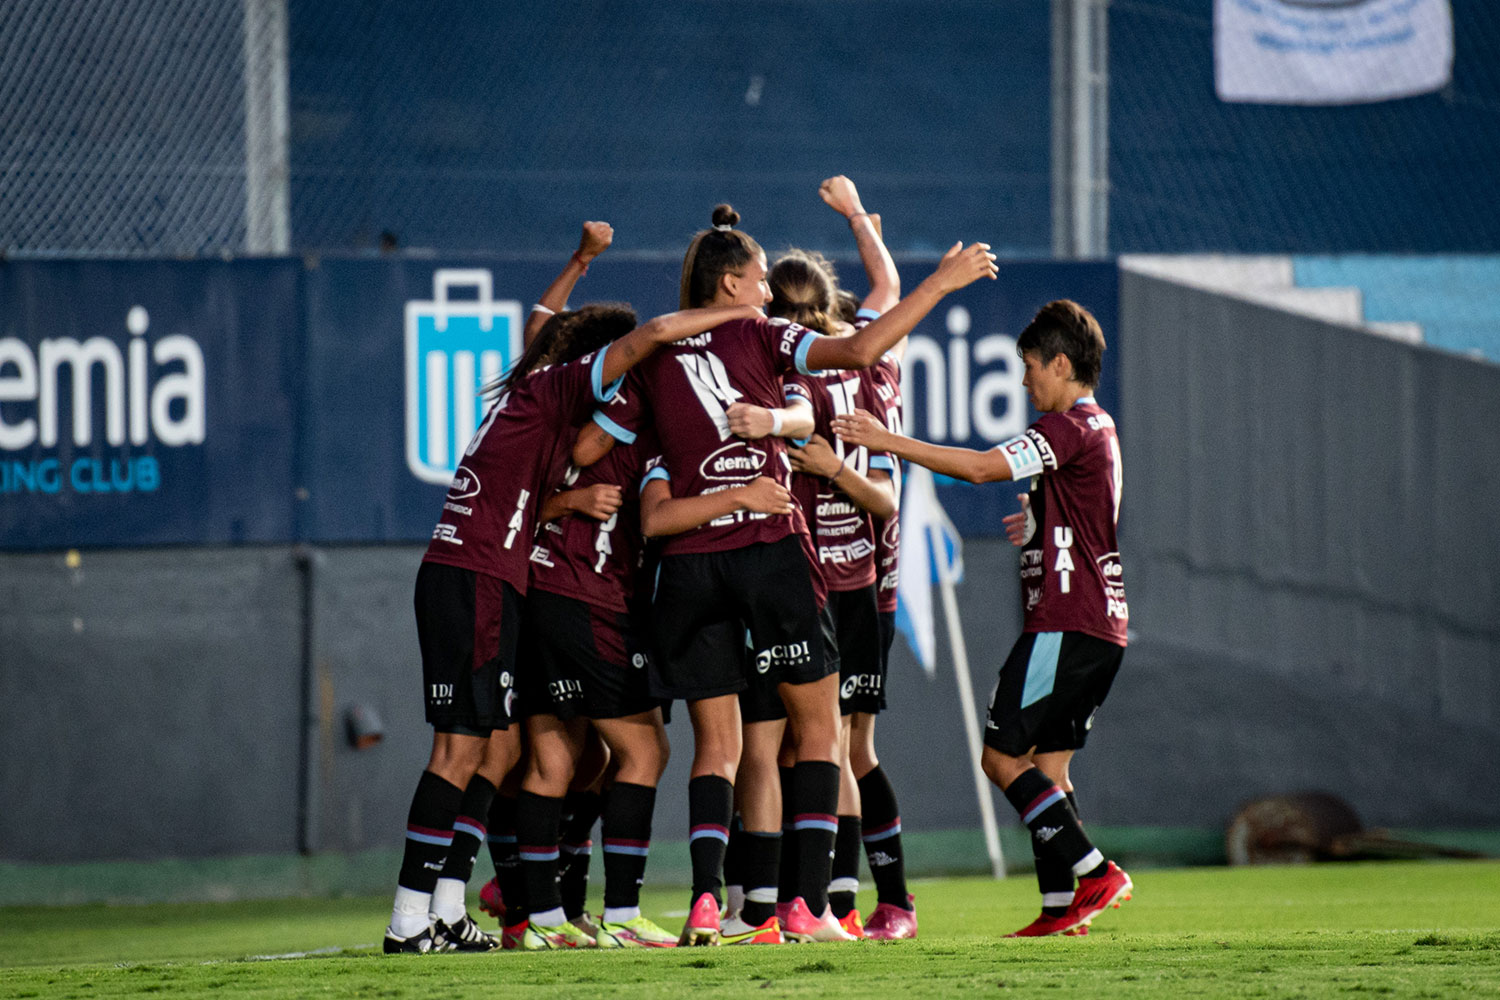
[1023,788,1067,825]
[603,845,651,857]
[406,831,453,847]
[1020,631,1063,709]
[862,826,902,843]
[519,849,560,862]
[793,819,839,833]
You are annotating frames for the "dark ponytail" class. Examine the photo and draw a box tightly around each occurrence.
[483,302,637,398]
[679,203,764,309]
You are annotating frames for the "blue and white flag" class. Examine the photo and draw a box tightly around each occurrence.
[893,465,964,676]
[1215,0,1453,106]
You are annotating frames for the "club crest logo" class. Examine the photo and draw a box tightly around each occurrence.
[405,270,522,484]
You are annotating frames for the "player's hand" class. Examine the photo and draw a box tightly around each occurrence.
[572,483,623,520]
[818,175,866,219]
[788,434,842,478]
[1002,492,1034,546]
[738,476,795,516]
[930,241,998,293]
[577,221,613,262]
[726,402,774,439]
[831,409,891,451]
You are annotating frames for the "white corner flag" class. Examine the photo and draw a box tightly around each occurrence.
[894,465,964,676]
[892,465,1005,878]
[1215,0,1453,105]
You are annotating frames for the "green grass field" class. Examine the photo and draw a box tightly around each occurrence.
[3,860,1498,999]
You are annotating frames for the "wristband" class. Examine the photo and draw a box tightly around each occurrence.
[848,211,871,223]
[769,409,783,436]
[570,250,590,273]
[531,303,555,316]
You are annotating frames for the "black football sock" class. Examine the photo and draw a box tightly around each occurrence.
[486,792,524,923]
[790,760,841,915]
[1032,791,1080,916]
[430,774,497,923]
[687,775,733,906]
[738,831,783,927]
[1003,768,1105,881]
[777,766,798,904]
[828,815,862,919]
[601,782,656,912]
[515,791,565,921]
[723,813,747,906]
[558,789,602,920]
[397,770,462,894]
[857,765,912,910]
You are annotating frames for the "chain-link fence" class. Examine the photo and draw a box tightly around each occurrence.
[3,1,1498,257]
[0,0,285,258]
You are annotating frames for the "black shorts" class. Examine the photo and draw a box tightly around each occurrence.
[831,586,885,716]
[877,609,897,671]
[650,535,833,702]
[738,603,839,724]
[514,589,659,722]
[413,562,520,734]
[984,631,1123,756]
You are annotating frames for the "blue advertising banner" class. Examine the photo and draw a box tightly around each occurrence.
[298,257,1118,542]
[0,260,302,549]
[1,256,1117,549]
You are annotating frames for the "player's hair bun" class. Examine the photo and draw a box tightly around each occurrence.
[711,204,740,229]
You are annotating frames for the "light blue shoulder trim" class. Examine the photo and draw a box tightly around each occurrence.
[855,308,881,321]
[591,346,624,403]
[869,455,895,472]
[592,409,636,445]
[794,331,825,376]
[639,465,670,492]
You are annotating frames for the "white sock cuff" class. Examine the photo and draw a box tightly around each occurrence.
[531,906,567,927]
[1071,849,1105,879]
[745,886,779,904]
[429,877,466,923]
[603,906,640,924]
[829,877,860,895]
[1042,891,1075,908]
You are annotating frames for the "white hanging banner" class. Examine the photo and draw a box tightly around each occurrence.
[1214,0,1454,105]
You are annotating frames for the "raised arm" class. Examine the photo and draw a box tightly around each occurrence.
[787,433,897,520]
[803,242,996,372]
[819,175,899,316]
[525,221,614,346]
[832,409,1014,484]
[598,304,760,386]
[640,476,795,538]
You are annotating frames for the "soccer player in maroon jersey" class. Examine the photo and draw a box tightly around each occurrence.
[797,175,921,940]
[584,203,996,945]
[833,299,1133,938]
[382,287,762,954]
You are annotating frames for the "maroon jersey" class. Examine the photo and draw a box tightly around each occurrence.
[784,366,887,592]
[867,351,904,613]
[998,397,1127,646]
[528,395,657,615]
[422,350,620,594]
[612,316,823,557]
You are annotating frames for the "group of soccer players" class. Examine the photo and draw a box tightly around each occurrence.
[383,174,1133,954]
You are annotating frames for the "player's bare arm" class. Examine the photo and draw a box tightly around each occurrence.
[539,483,624,523]
[600,304,762,385]
[820,175,900,317]
[804,242,997,371]
[725,397,814,440]
[571,421,617,468]
[524,220,614,346]
[833,408,1014,484]
[639,475,794,538]
[787,432,897,520]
